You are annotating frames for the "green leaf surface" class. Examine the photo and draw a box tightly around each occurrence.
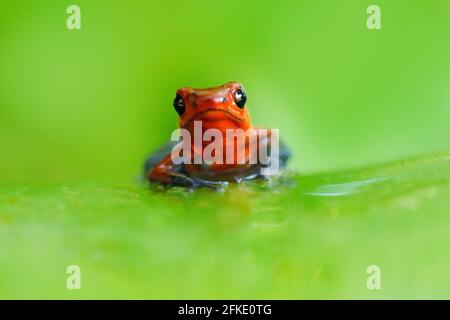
[1,151,449,299]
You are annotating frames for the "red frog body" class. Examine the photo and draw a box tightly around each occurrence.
[145,81,290,187]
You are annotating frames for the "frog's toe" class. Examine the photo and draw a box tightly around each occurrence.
[235,172,260,183]
[191,178,229,190]
[169,173,227,190]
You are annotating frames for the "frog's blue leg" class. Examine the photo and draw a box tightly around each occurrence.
[258,139,291,179]
[279,139,292,169]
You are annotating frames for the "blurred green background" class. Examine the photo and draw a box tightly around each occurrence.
[1,0,449,184]
[0,0,450,299]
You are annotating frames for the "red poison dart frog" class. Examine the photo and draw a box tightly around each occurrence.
[144,81,290,188]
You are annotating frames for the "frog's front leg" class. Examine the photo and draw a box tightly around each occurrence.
[145,144,227,189]
[149,158,227,189]
[143,141,192,186]
[148,154,195,186]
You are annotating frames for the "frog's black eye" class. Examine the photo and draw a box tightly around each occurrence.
[173,94,185,116]
[234,87,247,109]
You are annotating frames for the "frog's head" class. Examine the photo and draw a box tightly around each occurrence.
[173,81,251,133]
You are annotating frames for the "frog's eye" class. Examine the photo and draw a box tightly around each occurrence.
[234,87,247,109]
[173,94,185,116]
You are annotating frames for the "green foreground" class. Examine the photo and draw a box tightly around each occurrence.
[0,151,449,299]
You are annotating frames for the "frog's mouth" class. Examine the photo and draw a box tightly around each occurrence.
[182,108,245,127]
